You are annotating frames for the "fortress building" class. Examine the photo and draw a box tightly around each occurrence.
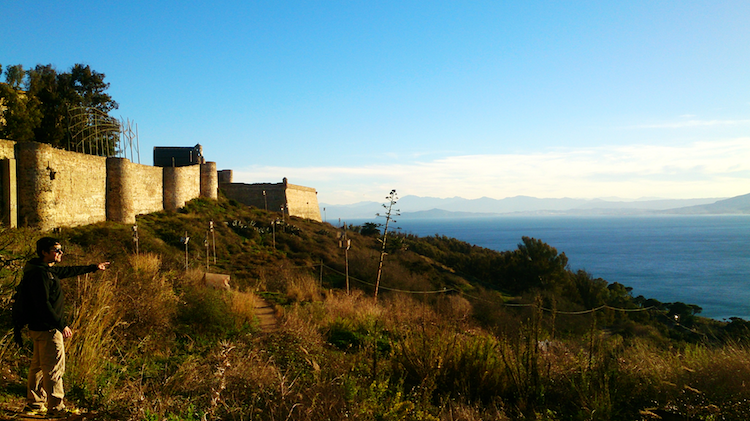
[0,139,321,230]
[153,144,205,167]
[218,171,321,222]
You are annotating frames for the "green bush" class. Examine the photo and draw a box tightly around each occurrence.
[177,287,239,341]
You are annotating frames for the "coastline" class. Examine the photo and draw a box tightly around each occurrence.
[344,215,750,321]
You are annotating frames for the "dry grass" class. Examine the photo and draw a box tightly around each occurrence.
[66,271,121,400]
[183,267,208,287]
[0,330,15,368]
[8,258,750,420]
[4,210,750,420]
[381,293,443,332]
[435,295,473,325]
[127,252,161,276]
[322,289,383,324]
[227,290,258,329]
[115,254,178,339]
[285,271,323,303]
[617,341,750,418]
[438,401,510,421]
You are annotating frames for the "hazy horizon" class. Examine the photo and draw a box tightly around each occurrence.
[320,193,736,208]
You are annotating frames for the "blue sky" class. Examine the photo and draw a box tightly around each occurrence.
[3,1,749,204]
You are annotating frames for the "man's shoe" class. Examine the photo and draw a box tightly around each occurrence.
[45,408,68,419]
[22,404,47,416]
[46,406,82,419]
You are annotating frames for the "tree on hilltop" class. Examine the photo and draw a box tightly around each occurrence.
[0,63,119,154]
[65,64,118,113]
[4,64,25,89]
[0,64,43,143]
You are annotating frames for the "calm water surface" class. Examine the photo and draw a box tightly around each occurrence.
[390,215,750,321]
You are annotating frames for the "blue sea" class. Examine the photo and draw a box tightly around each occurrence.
[384,215,750,321]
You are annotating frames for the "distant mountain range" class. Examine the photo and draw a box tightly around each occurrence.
[320,193,750,221]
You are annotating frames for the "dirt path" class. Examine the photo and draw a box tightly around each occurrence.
[0,409,90,420]
[254,296,278,333]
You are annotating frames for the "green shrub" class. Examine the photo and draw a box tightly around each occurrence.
[394,329,507,405]
[177,287,239,341]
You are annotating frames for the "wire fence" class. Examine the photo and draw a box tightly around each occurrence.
[285,261,709,337]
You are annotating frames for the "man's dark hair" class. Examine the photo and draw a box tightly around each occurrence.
[36,237,60,257]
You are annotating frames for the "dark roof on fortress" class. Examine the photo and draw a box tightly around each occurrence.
[153,144,204,167]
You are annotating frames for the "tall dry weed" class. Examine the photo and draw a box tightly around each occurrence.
[394,327,510,406]
[227,290,257,329]
[626,342,750,418]
[127,252,161,276]
[183,267,208,287]
[116,254,178,339]
[435,295,473,325]
[67,272,120,396]
[324,290,382,324]
[438,401,510,421]
[285,271,322,302]
[382,294,439,331]
[0,330,14,367]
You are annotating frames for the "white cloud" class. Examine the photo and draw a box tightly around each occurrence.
[633,119,750,129]
[233,138,750,204]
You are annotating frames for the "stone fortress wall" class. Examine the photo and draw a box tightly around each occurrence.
[284,183,322,221]
[0,139,217,231]
[105,157,165,223]
[15,141,108,229]
[218,171,321,222]
[0,139,320,231]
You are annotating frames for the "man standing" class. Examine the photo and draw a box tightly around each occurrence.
[20,237,109,417]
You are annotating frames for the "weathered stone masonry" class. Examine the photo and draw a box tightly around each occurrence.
[218,172,322,222]
[0,139,218,231]
[0,139,321,230]
[16,141,107,229]
[106,157,164,224]
[0,139,18,227]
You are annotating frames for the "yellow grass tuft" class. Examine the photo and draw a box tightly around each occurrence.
[127,252,161,276]
[285,272,322,302]
[227,290,257,329]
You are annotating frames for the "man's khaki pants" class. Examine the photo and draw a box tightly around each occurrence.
[27,329,66,411]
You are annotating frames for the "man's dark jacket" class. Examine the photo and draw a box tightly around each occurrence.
[20,257,98,332]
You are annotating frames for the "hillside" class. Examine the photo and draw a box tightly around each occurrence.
[1,197,749,420]
[663,192,750,214]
